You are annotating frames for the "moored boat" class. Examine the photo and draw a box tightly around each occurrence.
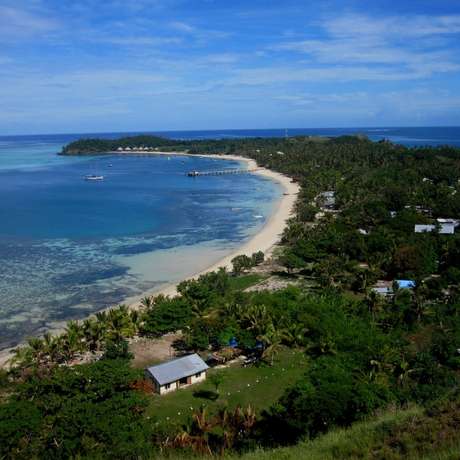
[84,174,104,181]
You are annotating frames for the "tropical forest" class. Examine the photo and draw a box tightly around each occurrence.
[2,135,460,459]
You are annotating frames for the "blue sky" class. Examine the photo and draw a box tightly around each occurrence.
[1,0,460,134]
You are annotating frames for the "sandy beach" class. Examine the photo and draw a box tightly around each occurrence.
[0,152,298,367]
[126,152,299,301]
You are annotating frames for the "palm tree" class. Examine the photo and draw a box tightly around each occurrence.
[27,337,45,364]
[106,305,136,340]
[260,327,283,366]
[42,332,60,363]
[413,281,429,323]
[365,289,383,321]
[83,318,105,352]
[140,296,155,309]
[395,357,416,389]
[284,323,309,347]
[173,407,213,455]
[95,311,108,324]
[10,345,33,368]
[58,320,85,361]
[242,304,273,338]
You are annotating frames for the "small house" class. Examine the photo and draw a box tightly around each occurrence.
[372,286,393,297]
[414,224,456,234]
[145,354,209,395]
[317,191,336,209]
[395,279,416,289]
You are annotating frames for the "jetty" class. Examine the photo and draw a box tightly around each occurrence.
[187,168,258,177]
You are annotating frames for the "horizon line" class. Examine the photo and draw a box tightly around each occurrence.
[1,125,460,138]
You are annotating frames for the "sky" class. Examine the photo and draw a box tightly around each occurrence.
[1,0,460,135]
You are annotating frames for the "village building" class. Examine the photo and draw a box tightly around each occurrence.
[372,286,393,297]
[414,218,459,234]
[317,191,336,210]
[145,353,209,395]
[396,279,416,289]
[372,279,416,297]
[405,205,432,216]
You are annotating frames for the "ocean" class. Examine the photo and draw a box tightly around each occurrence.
[0,126,459,349]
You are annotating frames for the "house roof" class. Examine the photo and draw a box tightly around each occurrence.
[396,279,416,289]
[146,353,209,385]
[437,218,459,226]
[372,287,393,296]
[414,224,456,234]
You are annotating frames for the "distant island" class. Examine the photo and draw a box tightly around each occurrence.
[60,135,183,154]
[61,133,366,156]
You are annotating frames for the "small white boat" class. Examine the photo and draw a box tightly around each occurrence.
[84,174,104,181]
[254,215,264,219]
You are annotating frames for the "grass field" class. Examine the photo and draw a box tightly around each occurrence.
[227,273,268,291]
[145,347,308,429]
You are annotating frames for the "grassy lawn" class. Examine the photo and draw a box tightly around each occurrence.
[228,273,268,291]
[145,347,308,429]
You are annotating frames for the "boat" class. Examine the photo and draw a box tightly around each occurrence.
[84,174,104,181]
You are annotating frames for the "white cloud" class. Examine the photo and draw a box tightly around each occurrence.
[90,35,182,47]
[273,88,460,122]
[323,13,460,39]
[168,20,230,40]
[0,6,58,40]
[169,21,196,33]
[270,13,460,80]
[227,65,435,86]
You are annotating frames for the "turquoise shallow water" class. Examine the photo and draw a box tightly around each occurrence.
[0,136,281,348]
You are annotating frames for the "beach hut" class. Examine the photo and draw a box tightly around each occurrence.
[145,354,209,395]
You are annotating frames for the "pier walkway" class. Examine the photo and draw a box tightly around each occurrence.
[187,168,258,177]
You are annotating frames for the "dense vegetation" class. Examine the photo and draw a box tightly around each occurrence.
[61,135,180,154]
[2,135,460,458]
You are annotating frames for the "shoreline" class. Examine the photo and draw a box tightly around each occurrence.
[0,152,299,367]
[126,152,299,303]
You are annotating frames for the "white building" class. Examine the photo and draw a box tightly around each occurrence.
[318,191,336,209]
[415,218,459,235]
[145,353,209,395]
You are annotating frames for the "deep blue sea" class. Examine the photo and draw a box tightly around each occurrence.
[0,127,459,349]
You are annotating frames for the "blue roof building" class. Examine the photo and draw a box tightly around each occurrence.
[396,280,416,289]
